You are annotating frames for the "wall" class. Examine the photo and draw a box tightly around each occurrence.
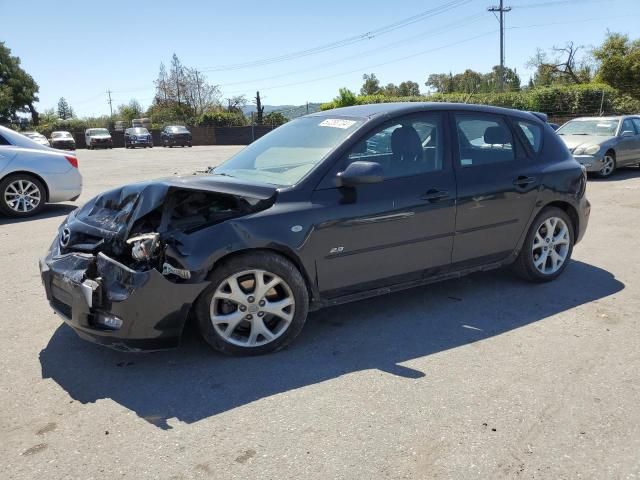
[69,125,276,149]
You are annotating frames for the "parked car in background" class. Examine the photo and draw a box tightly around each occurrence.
[50,131,76,150]
[22,131,50,147]
[85,128,113,150]
[40,103,589,355]
[0,126,81,217]
[556,115,640,177]
[124,127,153,149]
[161,125,192,147]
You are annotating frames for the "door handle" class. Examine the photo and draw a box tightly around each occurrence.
[421,189,449,202]
[513,176,536,188]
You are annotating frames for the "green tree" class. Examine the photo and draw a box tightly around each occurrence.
[263,111,288,126]
[57,97,74,119]
[0,42,40,124]
[426,73,455,93]
[397,81,421,96]
[593,32,640,98]
[360,73,381,95]
[333,88,357,107]
[254,91,265,124]
[117,99,143,123]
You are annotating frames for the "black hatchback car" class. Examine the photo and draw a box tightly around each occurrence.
[161,125,192,147]
[40,103,590,356]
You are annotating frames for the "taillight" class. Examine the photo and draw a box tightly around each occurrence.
[65,155,78,168]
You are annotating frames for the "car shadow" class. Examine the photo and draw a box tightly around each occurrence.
[589,165,640,182]
[0,203,76,225]
[39,260,623,430]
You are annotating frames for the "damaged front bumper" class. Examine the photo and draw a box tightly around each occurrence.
[39,240,207,352]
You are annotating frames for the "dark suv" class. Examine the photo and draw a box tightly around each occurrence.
[40,103,589,356]
[161,125,192,147]
[124,127,153,149]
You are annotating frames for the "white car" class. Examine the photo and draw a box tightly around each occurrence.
[22,131,51,147]
[0,126,82,217]
[84,128,113,149]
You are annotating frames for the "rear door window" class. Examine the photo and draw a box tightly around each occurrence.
[516,120,543,153]
[455,114,514,167]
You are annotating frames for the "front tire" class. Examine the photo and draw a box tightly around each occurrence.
[0,174,46,218]
[195,252,309,356]
[597,151,616,178]
[513,207,574,282]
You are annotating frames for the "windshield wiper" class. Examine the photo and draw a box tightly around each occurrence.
[212,172,236,178]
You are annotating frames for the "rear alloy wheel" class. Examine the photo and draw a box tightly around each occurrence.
[598,153,616,178]
[0,174,46,217]
[196,253,308,356]
[513,207,574,282]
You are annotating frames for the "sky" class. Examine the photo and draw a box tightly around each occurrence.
[2,0,639,117]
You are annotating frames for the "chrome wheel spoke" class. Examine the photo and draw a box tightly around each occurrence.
[209,268,295,348]
[531,216,570,275]
[262,298,294,322]
[247,317,275,345]
[4,180,40,212]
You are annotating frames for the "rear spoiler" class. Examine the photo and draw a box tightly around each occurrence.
[529,111,548,123]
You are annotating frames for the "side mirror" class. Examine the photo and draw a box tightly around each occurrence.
[336,161,383,187]
[621,130,635,137]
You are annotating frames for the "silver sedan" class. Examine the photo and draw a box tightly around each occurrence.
[0,126,82,217]
[556,115,640,178]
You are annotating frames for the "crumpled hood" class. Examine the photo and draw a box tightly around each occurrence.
[67,174,278,248]
[559,135,613,151]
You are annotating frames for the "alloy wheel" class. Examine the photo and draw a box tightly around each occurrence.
[209,269,295,347]
[3,179,42,213]
[600,155,615,177]
[531,216,570,275]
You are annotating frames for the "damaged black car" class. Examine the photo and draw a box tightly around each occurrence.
[40,103,590,355]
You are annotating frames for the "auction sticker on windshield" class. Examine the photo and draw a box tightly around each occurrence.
[319,119,357,129]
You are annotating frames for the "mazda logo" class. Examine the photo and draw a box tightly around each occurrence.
[60,227,71,247]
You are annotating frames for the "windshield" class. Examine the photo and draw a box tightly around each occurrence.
[52,132,72,138]
[23,132,42,138]
[212,116,364,186]
[89,128,110,136]
[169,126,189,133]
[557,119,619,136]
[131,127,149,134]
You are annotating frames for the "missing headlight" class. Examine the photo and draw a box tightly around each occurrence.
[126,233,160,262]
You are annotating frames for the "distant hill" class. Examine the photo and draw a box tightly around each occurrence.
[241,103,323,119]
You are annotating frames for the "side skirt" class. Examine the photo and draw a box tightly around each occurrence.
[313,254,517,310]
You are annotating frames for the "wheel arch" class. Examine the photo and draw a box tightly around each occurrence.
[0,170,50,202]
[542,200,579,238]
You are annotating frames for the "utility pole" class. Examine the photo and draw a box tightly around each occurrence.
[106,90,113,119]
[488,0,511,91]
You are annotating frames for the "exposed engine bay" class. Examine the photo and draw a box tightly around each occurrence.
[58,179,276,282]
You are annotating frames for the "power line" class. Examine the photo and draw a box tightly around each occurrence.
[224,30,498,96]
[199,0,473,72]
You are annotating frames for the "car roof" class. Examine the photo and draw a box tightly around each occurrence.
[309,102,542,122]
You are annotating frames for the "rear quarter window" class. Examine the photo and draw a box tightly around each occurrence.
[516,120,543,153]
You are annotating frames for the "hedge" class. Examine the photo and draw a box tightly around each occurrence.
[320,84,640,117]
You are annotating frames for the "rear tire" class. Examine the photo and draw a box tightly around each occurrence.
[195,252,309,356]
[513,207,574,282]
[0,174,46,218]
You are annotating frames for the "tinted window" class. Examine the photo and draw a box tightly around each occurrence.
[517,120,543,153]
[346,113,444,179]
[632,118,640,134]
[455,114,514,167]
[0,134,10,145]
[621,118,636,135]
